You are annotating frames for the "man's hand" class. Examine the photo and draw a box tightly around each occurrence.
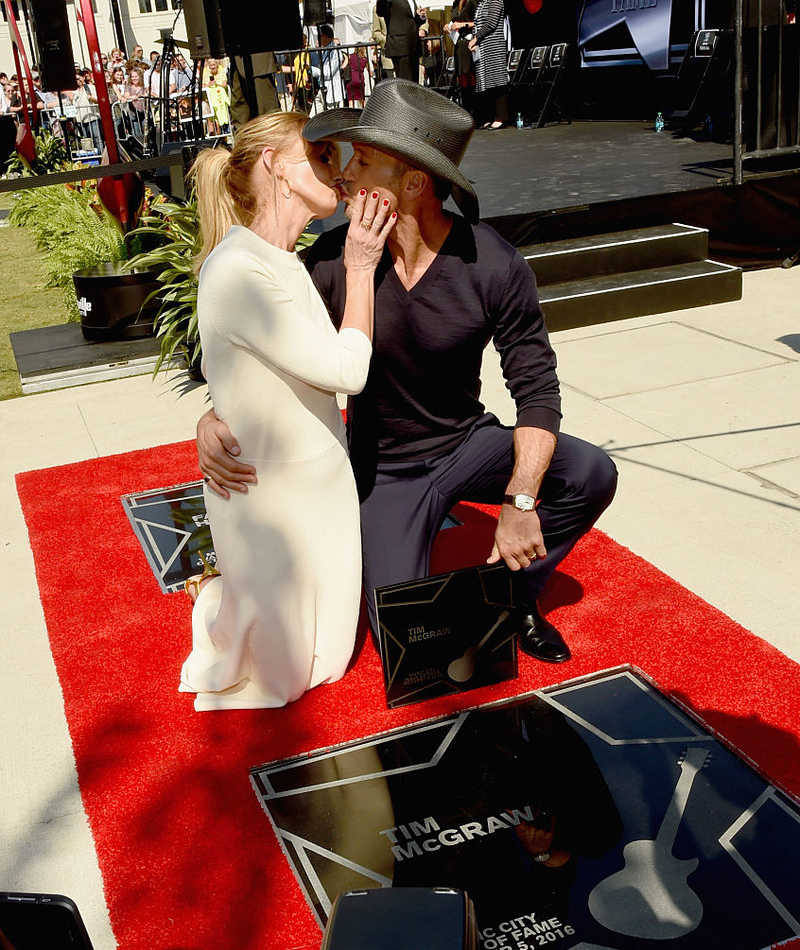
[486,426,556,571]
[197,409,257,499]
[487,505,546,570]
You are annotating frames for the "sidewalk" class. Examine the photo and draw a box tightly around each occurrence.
[1,265,798,949]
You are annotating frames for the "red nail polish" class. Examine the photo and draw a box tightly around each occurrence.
[383,199,389,206]
[391,212,397,219]
[359,189,366,196]
[371,192,378,199]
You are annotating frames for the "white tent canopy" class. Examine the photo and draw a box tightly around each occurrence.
[324,0,451,46]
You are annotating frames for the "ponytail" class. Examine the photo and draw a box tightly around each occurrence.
[191,110,309,272]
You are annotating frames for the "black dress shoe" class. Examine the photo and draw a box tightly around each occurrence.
[516,605,571,663]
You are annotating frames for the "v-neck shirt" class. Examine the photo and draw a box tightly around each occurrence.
[306,215,561,467]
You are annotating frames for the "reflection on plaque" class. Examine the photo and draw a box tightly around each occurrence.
[121,480,215,593]
[251,666,800,948]
[122,482,463,594]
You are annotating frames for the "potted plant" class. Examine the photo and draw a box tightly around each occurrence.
[8,174,163,338]
[126,195,203,377]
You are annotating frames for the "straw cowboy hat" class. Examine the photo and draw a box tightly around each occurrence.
[303,78,479,222]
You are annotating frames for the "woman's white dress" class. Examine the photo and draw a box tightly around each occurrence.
[179,225,372,710]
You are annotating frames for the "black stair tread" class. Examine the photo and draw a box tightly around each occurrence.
[520,223,706,260]
[539,259,740,302]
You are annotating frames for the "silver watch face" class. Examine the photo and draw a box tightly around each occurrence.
[514,494,536,511]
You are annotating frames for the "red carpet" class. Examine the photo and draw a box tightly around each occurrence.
[16,441,800,950]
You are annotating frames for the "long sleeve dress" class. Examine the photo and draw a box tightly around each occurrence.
[179,225,372,710]
[474,0,508,94]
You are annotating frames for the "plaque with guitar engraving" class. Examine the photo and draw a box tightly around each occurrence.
[251,666,800,948]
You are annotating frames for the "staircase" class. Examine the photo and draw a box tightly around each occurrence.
[519,224,742,333]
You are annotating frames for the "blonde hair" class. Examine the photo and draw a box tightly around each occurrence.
[191,110,308,271]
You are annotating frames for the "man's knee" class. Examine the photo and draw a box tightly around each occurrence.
[553,437,617,514]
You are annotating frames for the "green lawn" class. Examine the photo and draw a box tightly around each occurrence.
[0,192,70,400]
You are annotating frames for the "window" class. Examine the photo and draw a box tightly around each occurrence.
[137,0,181,12]
[1,2,22,23]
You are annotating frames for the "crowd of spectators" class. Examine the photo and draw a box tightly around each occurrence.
[0,24,455,157]
[0,44,232,155]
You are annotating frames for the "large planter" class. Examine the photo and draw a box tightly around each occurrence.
[73,262,162,342]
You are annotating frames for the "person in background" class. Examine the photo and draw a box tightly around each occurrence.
[468,0,509,129]
[109,47,126,70]
[311,25,347,110]
[32,73,62,136]
[228,52,280,129]
[375,0,427,82]
[371,8,394,80]
[346,45,371,106]
[204,58,230,135]
[179,111,395,710]
[286,37,315,114]
[71,69,102,149]
[169,54,193,95]
[444,0,477,115]
[124,66,146,135]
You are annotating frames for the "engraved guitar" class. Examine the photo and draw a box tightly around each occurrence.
[588,746,710,939]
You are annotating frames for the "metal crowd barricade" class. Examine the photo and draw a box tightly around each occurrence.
[734,0,800,183]
[274,40,383,114]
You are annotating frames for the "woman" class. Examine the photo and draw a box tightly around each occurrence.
[468,0,509,129]
[71,70,102,150]
[124,66,146,135]
[444,0,477,115]
[204,58,230,135]
[346,45,370,106]
[179,112,395,710]
[107,66,129,136]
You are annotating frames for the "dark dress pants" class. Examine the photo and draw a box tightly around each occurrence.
[392,54,420,82]
[359,414,618,632]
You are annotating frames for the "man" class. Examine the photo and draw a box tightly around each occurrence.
[371,8,394,79]
[169,54,193,95]
[375,0,427,82]
[197,80,617,663]
[310,25,347,109]
[227,52,279,129]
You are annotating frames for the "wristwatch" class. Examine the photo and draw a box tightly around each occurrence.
[503,493,537,512]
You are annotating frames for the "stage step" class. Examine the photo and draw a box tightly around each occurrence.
[520,223,710,286]
[520,223,742,330]
[10,322,177,394]
[538,259,743,332]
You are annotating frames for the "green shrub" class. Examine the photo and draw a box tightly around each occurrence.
[5,128,69,177]
[8,180,127,321]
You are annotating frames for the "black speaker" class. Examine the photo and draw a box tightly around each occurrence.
[1,115,16,171]
[30,0,76,92]
[304,0,328,27]
[217,0,302,55]
[182,0,226,60]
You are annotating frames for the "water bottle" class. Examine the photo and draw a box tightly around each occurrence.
[516,112,524,130]
[654,111,665,133]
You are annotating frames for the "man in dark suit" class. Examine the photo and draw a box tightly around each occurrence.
[376,0,428,82]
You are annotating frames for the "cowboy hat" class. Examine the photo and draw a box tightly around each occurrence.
[303,78,478,222]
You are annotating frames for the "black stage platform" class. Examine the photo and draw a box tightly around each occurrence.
[461,120,734,219]
[463,121,800,269]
